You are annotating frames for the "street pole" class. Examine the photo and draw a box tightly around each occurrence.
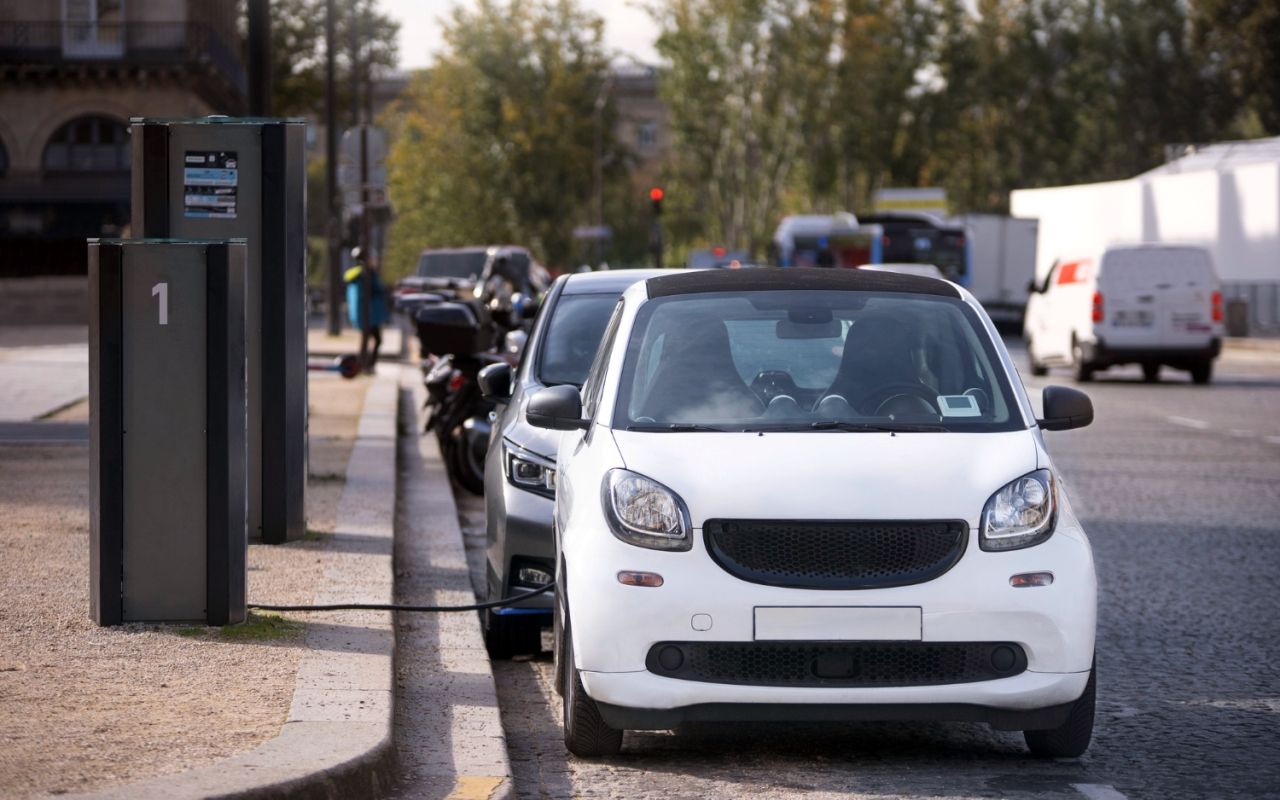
[247,0,272,116]
[324,0,341,334]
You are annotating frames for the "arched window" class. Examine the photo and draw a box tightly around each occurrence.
[42,116,129,172]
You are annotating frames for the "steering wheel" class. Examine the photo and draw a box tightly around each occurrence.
[857,383,939,416]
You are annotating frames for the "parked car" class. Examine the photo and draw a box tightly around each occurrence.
[476,269,672,657]
[397,246,491,298]
[528,268,1097,758]
[1024,244,1223,383]
[861,262,946,280]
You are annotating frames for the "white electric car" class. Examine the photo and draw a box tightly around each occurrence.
[528,268,1097,759]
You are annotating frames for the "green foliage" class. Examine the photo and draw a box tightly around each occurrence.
[385,0,622,275]
[267,0,400,117]
[218,611,304,641]
[651,0,1271,253]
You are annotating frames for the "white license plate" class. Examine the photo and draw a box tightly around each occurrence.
[753,606,922,641]
[1113,310,1153,327]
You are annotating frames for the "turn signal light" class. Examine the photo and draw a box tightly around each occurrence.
[1212,290,1223,323]
[617,571,664,587]
[1091,291,1104,323]
[1010,572,1054,588]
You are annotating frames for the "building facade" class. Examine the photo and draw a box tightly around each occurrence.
[0,0,245,277]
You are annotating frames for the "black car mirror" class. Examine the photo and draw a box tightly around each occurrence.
[478,362,513,403]
[527,385,588,431]
[1038,385,1093,431]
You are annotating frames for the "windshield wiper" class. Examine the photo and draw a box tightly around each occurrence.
[808,420,947,433]
[627,423,730,432]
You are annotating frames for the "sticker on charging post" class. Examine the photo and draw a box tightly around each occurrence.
[183,151,238,219]
[937,394,981,417]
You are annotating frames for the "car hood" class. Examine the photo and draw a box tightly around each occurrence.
[609,429,1039,527]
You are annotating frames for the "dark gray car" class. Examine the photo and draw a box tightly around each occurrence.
[478,269,670,657]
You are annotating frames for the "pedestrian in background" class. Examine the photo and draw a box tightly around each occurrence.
[344,247,389,374]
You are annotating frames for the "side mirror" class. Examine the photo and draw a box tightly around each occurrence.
[527,385,588,431]
[1027,279,1040,294]
[478,362,512,403]
[1038,385,1093,431]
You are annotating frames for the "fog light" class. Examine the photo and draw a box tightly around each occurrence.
[991,645,1018,672]
[516,566,553,586]
[617,571,664,587]
[1010,571,1054,588]
[657,645,684,671]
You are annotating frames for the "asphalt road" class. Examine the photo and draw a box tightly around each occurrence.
[455,343,1280,800]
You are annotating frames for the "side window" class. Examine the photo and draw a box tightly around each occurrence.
[581,300,624,420]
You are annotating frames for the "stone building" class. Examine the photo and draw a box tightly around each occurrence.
[0,0,245,284]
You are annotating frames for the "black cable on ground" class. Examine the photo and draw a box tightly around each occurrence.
[248,582,554,613]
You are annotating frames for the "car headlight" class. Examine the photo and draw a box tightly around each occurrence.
[602,469,691,551]
[505,444,555,498]
[980,469,1056,551]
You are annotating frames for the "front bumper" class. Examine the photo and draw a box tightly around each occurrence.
[565,523,1096,715]
[486,476,556,611]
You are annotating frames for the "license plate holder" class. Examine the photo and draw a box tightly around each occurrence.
[753,606,922,641]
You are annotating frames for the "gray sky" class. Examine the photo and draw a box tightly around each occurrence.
[380,0,661,70]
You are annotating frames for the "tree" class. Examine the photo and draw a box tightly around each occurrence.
[385,0,623,274]
[265,0,400,117]
[1191,0,1280,135]
[652,0,827,257]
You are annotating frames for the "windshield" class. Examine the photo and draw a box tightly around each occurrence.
[416,250,488,280]
[537,293,621,387]
[614,290,1022,432]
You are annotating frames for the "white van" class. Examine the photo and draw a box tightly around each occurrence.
[1023,244,1222,384]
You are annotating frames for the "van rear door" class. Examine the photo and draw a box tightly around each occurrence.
[1098,248,1217,349]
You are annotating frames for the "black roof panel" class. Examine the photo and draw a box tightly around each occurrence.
[644,267,960,299]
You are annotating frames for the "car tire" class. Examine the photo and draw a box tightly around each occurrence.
[1024,658,1096,758]
[446,424,486,495]
[1142,363,1160,382]
[1190,360,1213,385]
[561,620,623,757]
[1026,339,1048,377]
[484,609,542,659]
[1072,341,1094,383]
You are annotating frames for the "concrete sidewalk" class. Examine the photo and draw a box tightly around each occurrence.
[0,326,88,421]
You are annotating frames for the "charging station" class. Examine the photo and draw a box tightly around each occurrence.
[89,240,248,626]
[131,117,308,544]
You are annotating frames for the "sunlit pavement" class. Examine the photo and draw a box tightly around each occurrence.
[453,340,1280,800]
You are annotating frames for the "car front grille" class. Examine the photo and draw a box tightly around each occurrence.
[646,641,1026,687]
[704,519,967,589]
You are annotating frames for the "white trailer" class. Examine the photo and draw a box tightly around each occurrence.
[952,214,1038,327]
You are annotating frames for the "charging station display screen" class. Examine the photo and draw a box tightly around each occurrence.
[183,151,239,219]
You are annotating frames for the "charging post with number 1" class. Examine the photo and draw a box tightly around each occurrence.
[89,239,249,625]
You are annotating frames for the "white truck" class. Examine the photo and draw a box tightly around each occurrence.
[951,214,1039,328]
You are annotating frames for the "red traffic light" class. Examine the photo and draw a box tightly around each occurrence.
[649,187,665,202]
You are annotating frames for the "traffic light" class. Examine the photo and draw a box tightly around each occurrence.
[650,186,664,216]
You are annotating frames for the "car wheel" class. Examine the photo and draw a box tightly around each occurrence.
[1142,363,1160,382]
[1024,658,1096,758]
[447,424,486,495]
[1026,339,1048,377]
[562,620,623,757]
[1072,341,1094,383]
[1190,360,1213,385]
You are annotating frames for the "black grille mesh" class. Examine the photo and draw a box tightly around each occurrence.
[704,519,967,589]
[647,642,1025,687]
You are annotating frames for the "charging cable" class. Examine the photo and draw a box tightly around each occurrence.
[248,581,554,613]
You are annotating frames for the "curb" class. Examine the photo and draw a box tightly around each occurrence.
[75,369,401,800]
[390,369,515,799]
